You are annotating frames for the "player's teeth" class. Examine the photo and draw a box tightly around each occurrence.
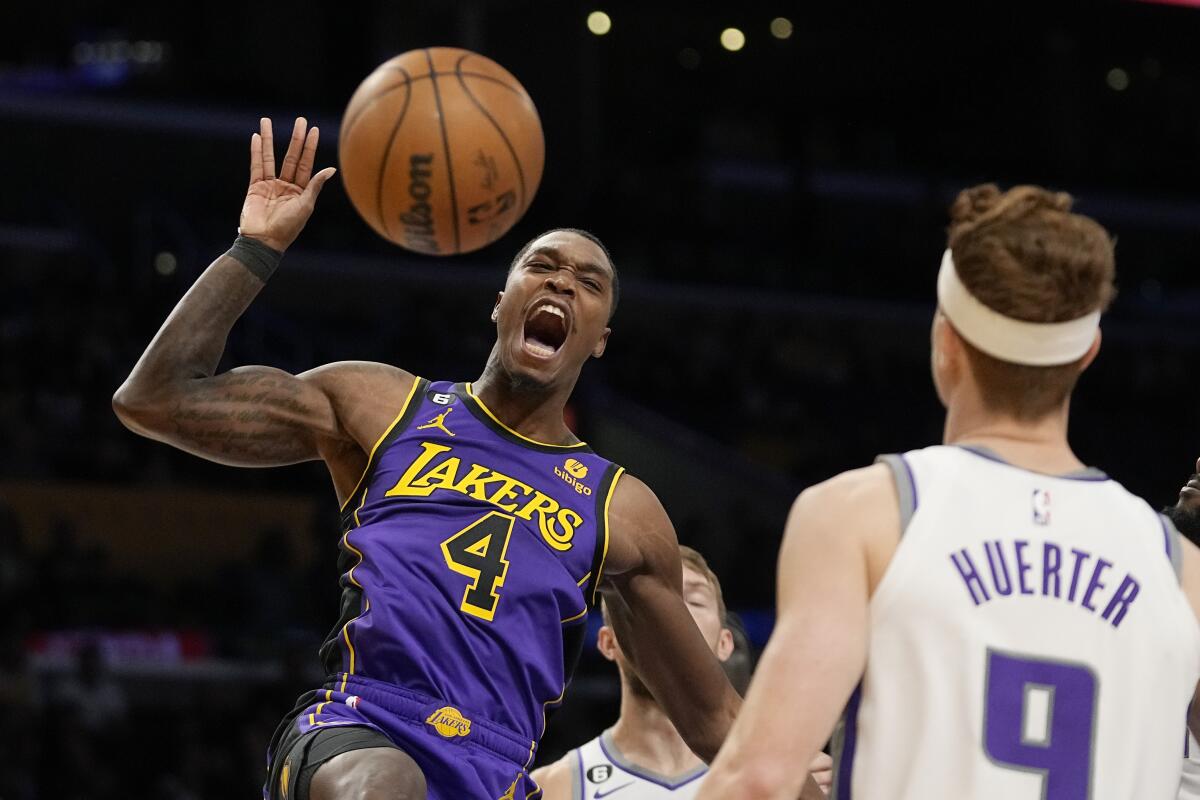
[526,340,555,357]
[538,304,564,318]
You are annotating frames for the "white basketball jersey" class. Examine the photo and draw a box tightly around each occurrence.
[832,445,1200,800]
[565,730,706,799]
[1180,730,1200,799]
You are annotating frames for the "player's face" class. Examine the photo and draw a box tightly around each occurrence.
[1179,457,1200,511]
[492,232,614,388]
[1164,457,1200,541]
[681,564,727,652]
[598,564,733,700]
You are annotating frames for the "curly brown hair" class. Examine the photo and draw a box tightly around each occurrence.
[945,184,1116,420]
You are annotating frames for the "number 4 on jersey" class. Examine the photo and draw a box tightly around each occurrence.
[441,511,514,622]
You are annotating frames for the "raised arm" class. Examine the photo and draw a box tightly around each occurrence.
[113,117,361,469]
[697,464,897,800]
[599,474,739,764]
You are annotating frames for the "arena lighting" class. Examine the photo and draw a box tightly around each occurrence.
[770,17,794,39]
[720,28,746,51]
[586,11,612,35]
[1106,67,1130,91]
[154,252,177,276]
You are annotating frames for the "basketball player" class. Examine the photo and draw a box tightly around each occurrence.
[112,118,803,800]
[530,546,833,799]
[698,184,1200,799]
[1165,458,1200,800]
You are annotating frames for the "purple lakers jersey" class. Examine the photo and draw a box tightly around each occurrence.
[317,379,624,747]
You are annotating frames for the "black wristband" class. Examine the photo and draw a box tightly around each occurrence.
[227,235,283,282]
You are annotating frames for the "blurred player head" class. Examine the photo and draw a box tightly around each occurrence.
[721,611,756,696]
[1163,456,1200,542]
[930,184,1115,421]
[599,545,733,699]
[489,228,618,392]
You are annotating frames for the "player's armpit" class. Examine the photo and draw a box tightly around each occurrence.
[600,474,740,764]
[696,463,897,800]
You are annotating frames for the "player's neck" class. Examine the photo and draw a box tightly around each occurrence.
[943,399,1085,474]
[609,687,703,775]
[472,357,579,445]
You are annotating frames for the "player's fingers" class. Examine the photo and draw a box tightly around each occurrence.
[295,126,320,187]
[249,132,264,184]
[279,117,306,184]
[302,167,337,203]
[260,117,276,179]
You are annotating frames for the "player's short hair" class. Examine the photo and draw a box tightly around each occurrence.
[509,228,620,320]
[600,545,726,625]
[946,184,1116,420]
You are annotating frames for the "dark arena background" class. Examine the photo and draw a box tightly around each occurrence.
[3,1,1200,797]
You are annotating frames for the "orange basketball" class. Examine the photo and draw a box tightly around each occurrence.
[338,47,545,256]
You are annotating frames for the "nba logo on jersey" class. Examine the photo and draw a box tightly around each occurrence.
[1032,488,1051,525]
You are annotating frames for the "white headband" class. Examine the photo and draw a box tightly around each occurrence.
[937,249,1100,366]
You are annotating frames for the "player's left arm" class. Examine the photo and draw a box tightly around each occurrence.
[600,474,741,764]
[696,464,896,800]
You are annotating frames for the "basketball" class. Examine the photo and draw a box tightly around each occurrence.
[338,47,545,256]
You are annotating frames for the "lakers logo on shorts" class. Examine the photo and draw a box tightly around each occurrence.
[426,706,472,738]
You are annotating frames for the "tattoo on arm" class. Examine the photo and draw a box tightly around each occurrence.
[163,370,332,465]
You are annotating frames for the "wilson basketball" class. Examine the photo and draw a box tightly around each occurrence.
[338,47,545,256]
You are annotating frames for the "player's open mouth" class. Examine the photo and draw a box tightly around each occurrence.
[522,302,569,359]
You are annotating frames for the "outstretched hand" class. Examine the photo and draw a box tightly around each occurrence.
[239,117,337,252]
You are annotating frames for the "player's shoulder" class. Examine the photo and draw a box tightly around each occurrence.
[603,472,677,574]
[300,361,418,404]
[529,748,578,800]
[784,463,901,571]
[793,462,896,518]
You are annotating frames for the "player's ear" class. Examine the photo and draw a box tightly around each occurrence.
[591,327,611,359]
[596,625,618,662]
[492,292,503,323]
[716,627,735,662]
[1079,329,1102,371]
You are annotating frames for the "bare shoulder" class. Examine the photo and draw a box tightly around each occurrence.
[300,360,415,399]
[603,472,678,577]
[792,462,896,519]
[784,463,900,593]
[528,751,575,800]
[300,362,416,439]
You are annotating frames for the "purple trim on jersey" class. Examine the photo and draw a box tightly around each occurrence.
[899,454,918,511]
[575,747,586,800]
[596,733,707,790]
[834,685,862,800]
[955,445,1110,482]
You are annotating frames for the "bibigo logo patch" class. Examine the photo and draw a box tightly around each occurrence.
[426,706,472,739]
[555,458,593,495]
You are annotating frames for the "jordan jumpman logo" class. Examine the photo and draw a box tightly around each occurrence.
[416,406,456,437]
